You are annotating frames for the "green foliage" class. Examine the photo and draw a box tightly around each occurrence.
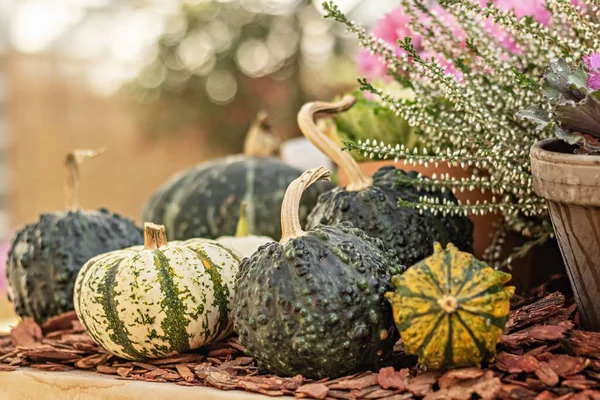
[323,0,600,265]
[520,58,600,153]
[333,89,420,161]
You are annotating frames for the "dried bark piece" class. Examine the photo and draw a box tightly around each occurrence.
[438,368,484,389]
[566,330,600,359]
[207,348,238,358]
[31,362,74,372]
[535,390,558,400]
[21,346,84,362]
[40,311,78,334]
[96,365,118,374]
[362,388,400,399]
[238,380,284,396]
[535,362,560,387]
[60,333,96,345]
[0,365,18,371]
[117,367,133,377]
[505,292,565,332]
[133,362,159,371]
[72,342,101,352]
[329,373,379,390]
[378,367,410,391]
[74,353,112,369]
[219,356,255,370]
[296,383,329,399]
[176,364,195,382]
[547,355,589,378]
[70,320,85,333]
[562,377,599,390]
[10,318,42,347]
[326,390,354,399]
[147,354,203,365]
[376,395,413,400]
[407,372,440,397]
[496,353,540,373]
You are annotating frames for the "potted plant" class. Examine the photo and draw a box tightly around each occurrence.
[323,1,598,303]
[522,57,600,331]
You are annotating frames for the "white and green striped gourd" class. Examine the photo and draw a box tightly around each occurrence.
[73,223,242,360]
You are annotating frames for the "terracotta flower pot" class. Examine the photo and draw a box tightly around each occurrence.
[530,138,600,331]
[338,160,501,260]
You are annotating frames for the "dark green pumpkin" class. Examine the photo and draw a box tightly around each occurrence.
[299,97,473,266]
[5,150,144,324]
[232,167,403,379]
[142,115,332,241]
[7,209,143,324]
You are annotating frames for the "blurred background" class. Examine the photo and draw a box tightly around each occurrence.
[0,0,398,324]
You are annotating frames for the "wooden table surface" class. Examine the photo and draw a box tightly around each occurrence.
[0,368,282,400]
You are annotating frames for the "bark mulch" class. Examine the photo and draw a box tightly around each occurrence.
[1,291,599,399]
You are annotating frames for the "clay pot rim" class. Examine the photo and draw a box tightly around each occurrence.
[530,137,600,166]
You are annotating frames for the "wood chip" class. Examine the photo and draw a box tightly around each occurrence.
[505,292,565,332]
[296,383,329,399]
[10,318,43,347]
[96,365,118,374]
[117,367,133,377]
[40,311,78,334]
[438,368,484,389]
[407,372,440,397]
[74,353,112,369]
[496,352,540,373]
[378,367,409,391]
[547,355,589,378]
[535,362,560,387]
[176,364,195,382]
[0,365,18,371]
[566,330,600,359]
[31,362,74,372]
[329,373,379,390]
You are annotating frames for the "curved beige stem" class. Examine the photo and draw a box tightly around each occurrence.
[64,148,105,211]
[144,223,168,249]
[235,201,250,237]
[243,111,281,158]
[297,96,372,191]
[280,167,331,244]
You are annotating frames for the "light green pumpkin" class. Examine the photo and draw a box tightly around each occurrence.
[73,223,242,360]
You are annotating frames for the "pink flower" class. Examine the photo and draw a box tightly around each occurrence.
[355,49,393,82]
[583,53,600,90]
[493,0,552,26]
[356,0,565,82]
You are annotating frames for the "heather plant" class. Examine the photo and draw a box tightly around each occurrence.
[323,0,600,265]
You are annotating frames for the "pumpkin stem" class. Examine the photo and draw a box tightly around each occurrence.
[280,167,331,243]
[65,148,105,211]
[235,201,250,237]
[297,96,372,191]
[244,111,280,157]
[437,295,459,313]
[144,223,168,249]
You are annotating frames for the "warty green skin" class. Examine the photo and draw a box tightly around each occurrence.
[306,166,474,267]
[142,155,333,241]
[6,209,143,324]
[232,222,404,379]
[74,239,241,360]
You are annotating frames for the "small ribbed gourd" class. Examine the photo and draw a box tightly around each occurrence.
[386,243,515,369]
[217,201,274,258]
[6,149,143,324]
[74,223,242,360]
